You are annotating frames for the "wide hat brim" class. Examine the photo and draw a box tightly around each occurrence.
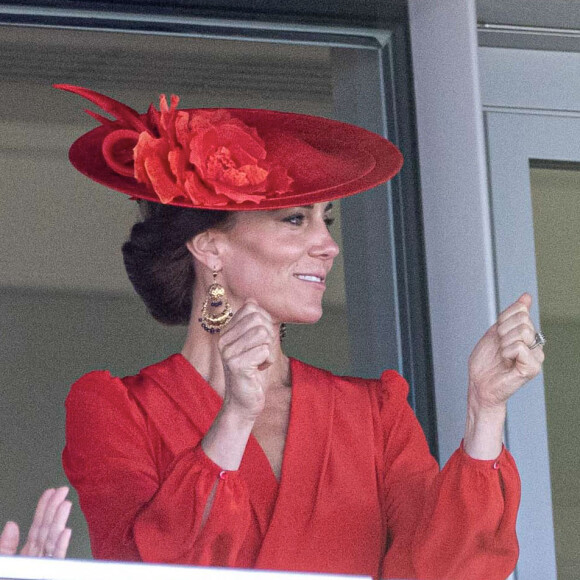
[61,87,403,210]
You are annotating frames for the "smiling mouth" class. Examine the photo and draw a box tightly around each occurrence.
[295,274,325,283]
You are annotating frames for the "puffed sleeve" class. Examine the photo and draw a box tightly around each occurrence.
[378,370,520,580]
[63,371,251,565]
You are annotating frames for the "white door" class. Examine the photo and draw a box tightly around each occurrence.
[481,47,580,580]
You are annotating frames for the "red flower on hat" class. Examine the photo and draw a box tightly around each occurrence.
[133,95,293,206]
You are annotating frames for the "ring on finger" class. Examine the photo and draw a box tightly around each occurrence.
[528,331,546,350]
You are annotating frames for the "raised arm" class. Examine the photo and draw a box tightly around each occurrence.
[381,294,543,580]
[64,369,250,565]
[201,300,277,471]
[64,302,279,565]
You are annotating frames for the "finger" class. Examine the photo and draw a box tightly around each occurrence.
[52,528,72,559]
[226,344,273,374]
[43,499,72,559]
[233,300,273,327]
[21,488,56,556]
[218,313,276,349]
[498,292,533,323]
[517,292,533,310]
[219,312,275,350]
[0,521,20,555]
[257,347,276,371]
[531,344,546,365]
[38,488,70,552]
[499,323,545,366]
[235,299,273,324]
[220,324,275,361]
[24,487,69,557]
[501,340,543,377]
[499,323,537,349]
[498,300,531,327]
[497,309,535,338]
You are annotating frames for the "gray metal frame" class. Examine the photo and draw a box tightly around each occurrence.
[0,3,388,47]
[408,0,497,467]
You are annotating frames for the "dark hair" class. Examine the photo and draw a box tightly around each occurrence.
[122,201,233,325]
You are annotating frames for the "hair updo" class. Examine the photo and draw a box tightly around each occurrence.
[122,201,233,325]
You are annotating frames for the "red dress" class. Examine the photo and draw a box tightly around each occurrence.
[63,354,520,580]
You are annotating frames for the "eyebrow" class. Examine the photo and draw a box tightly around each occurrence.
[298,203,334,211]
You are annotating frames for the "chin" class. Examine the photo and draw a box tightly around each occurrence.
[282,307,324,325]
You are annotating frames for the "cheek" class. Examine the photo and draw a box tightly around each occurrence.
[224,252,277,292]
[224,248,297,299]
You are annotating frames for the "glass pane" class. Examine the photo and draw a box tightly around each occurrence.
[530,164,580,580]
[0,25,352,559]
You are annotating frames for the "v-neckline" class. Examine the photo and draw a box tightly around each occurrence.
[173,353,297,486]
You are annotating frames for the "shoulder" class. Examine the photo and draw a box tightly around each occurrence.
[66,354,184,408]
[291,358,410,406]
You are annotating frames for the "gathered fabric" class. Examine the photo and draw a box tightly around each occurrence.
[63,354,520,580]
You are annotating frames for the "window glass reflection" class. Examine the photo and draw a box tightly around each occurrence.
[530,164,580,580]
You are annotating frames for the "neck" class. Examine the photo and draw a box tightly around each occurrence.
[181,317,289,397]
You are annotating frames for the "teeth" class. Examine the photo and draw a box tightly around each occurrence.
[297,275,322,282]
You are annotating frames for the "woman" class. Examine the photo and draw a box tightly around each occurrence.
[56,85,545,580]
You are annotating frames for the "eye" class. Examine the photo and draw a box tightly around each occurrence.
[324,216,335,229]
[283,213,305,226]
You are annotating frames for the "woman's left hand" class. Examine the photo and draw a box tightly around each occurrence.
[464,293,544,459]
[468,293,544,410]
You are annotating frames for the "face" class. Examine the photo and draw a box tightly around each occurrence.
[216,202,339,324]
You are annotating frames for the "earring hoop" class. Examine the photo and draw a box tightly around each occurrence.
[199,270,233,334]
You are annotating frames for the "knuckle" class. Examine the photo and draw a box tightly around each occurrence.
[219,342,232,359]
[228,352,244,368]
[254,326,271,342]
[497,323,509,338]
[253,344,269,357]
[246,311,260,322]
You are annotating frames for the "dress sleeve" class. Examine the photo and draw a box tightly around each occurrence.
[63,371,251,565]
[378,370,520,580]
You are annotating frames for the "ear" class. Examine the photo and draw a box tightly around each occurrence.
[186,229,223,271]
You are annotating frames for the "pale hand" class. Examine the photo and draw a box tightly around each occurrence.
[217,300,277,420]
[468,293,545,411]
[0,487,72,558]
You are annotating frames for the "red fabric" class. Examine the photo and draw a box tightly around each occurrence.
[63,355,520,579]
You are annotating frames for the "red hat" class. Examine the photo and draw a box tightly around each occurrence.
[55,84,403,211]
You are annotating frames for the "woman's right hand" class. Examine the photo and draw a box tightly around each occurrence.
[217,300,277,420]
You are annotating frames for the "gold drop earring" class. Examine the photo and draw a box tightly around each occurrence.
[199,270,233,334]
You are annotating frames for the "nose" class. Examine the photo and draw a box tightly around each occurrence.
[309,221,340,260]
